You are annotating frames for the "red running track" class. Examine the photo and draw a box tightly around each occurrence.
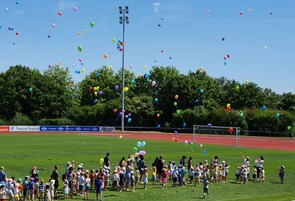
[93,132,295,152]
[1,131,294,151]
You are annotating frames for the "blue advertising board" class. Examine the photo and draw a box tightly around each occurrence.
[40,126,101,132]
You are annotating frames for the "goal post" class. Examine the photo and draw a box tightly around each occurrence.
[193,125,241,146]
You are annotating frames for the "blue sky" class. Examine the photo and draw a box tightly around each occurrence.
[0,0,294,94]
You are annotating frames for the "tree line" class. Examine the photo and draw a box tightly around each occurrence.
[0,65,294,136]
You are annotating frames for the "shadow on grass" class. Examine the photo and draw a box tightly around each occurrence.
[104,194,119,198]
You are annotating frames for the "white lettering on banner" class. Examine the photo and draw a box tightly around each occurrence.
[10,126,40,132]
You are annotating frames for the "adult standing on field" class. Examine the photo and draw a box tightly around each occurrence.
[52,165,59,199]
[0,166,6,186]
[255,155,264,180]
[104,153,110,168]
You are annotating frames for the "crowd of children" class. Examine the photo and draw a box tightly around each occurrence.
[0,153,286,200]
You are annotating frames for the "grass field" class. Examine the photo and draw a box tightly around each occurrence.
[1,133,294,201]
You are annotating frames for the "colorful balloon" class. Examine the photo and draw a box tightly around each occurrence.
[200,89,204,94]
[90,22,95,28]
[141,141,146,147]
[137,141,142,147]
[154,98,158,102]
[123,87,129,92]
[73,6,78,11]
[78,45,83,52]
[228,127,233,134]
[175,95,179,100]
[99,158,104,164]
[275,113,280,118]
[52,23,56,28]
[127,118,132,123]
[58,12,62,16]
[152,80,156,86]
[156,113,160,118]
[173,102,177,106]
[176,109,181,114]
[104,54,108,59]
[261,105,267,111]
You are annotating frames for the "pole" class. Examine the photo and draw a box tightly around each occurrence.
[121,9,126,132]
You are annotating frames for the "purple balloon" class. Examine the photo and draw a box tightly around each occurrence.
[99,91,103,95]
[93,99,98,104]
[207,123,212,127]
[119,112,123,116]
[115,85,119,90]
[194,99,199,104]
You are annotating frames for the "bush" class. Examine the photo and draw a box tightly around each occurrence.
[39,118,74,125]
[11,113,32,125]
[0,119,7,125]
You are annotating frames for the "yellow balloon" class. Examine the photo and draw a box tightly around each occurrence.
[157,113,160,118]
[112,38,116,43]
[144,65,147,69]
[109,65,112,69]
[94,91,97,96]
[81,69,86,73]
[248,8,252,12]
[124,87,129,92]
[99,158,104,164]
[227,103,231,107]
[236,85,240,90]
[245,80,249,84]
[119,135,123,139]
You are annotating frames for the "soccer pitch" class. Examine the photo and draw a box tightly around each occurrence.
[0,133,294,201]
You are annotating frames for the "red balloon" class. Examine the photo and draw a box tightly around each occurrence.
[229,127,233,134]
[16,32,19,36]
[58,12,62,16]
[89,86,93,91]
[227,54,231,58]
[226,106,231,112]
[113,108,117,113]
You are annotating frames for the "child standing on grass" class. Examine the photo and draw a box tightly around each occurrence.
[0,184,6,201]
[44,185,51,201]
[279,165,285,184]
[28,178,35,201]
[63,176,69,200]
[151,166,157,185]
[252,166,257,182]
[143,166,148,190]
[84,174,90,200]
[130,171,135,192]
[202,174,209,199]
[89,170,95,190]
[95,177,103,201]
[38,180,45,201]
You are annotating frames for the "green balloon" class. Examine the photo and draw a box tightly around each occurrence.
[133,147,138,152]
[176,109,180,114]
[78,45,83,52]
[90,22,95,28]
[29,87,33,92]
[174,102,177,106]
[287,126,291,130]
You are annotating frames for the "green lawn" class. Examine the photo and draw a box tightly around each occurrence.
[1,134,294,201]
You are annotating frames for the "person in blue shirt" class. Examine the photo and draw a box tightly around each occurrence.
[95,177,103,201]
[0,166,6,186]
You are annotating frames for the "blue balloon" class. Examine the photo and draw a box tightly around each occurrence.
[131,79,135,84]
[183,122,186,127]
[144,73,150,78]
[276,113,280,118]
[154,98,158,102]
[137,141,142,147]
[200,89,204,94]
[127,118,132,123]
[157,124,161,128]
[261,105,267,111]
[203,150,207,155]
[141,141,146,147]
